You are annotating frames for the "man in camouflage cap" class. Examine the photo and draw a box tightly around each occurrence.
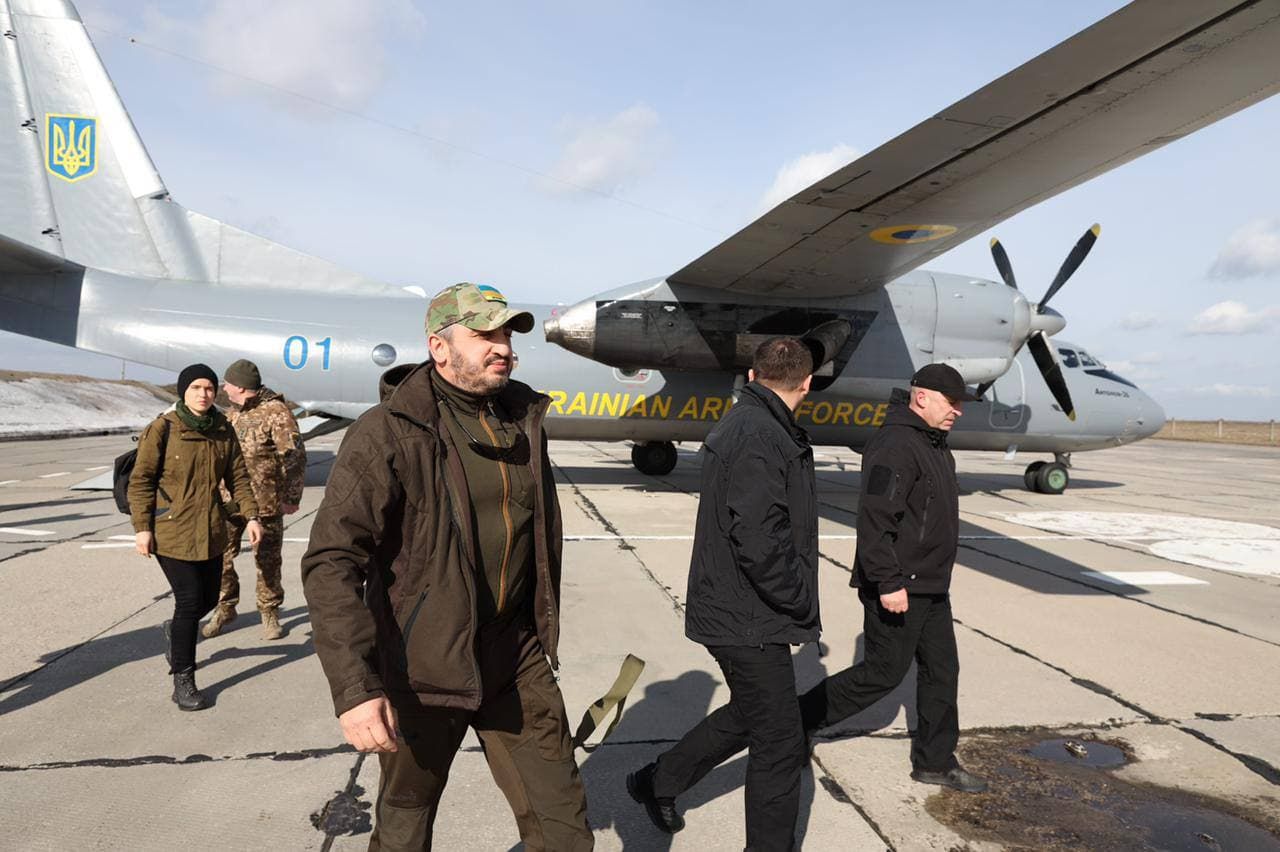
[204,358,306,641]
[303,283,593,849]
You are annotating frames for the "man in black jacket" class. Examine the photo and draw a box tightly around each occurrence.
[628,337,819,851]
[799,363,988,793]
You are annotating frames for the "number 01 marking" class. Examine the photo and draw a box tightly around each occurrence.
[283,336,332,371]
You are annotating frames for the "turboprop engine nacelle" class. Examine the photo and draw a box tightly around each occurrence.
[544,280,864,374]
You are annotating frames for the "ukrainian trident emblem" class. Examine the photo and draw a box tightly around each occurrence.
[46,114,97,182]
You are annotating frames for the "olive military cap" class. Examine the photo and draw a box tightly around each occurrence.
[426,282,535,336]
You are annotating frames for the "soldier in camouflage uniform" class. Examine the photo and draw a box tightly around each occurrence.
[204,359,307,640]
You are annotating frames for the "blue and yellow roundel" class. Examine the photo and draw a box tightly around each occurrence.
[477,284,508,304]
[46,114,98,183]
[869,224,957,245]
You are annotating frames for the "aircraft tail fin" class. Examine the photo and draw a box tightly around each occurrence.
[0,0,173,278]
[0,0,399,301]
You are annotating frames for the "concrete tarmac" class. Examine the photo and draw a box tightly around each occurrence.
[1,433,1278,850]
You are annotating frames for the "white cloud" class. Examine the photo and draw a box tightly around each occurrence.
[1210,218,1280,279]
[1119,312,1160,331]
[756,144,860,214]
[146,0,425,111]
[1104,359,1163,383]
[1187,300,1280,335]
[543,105,662,196]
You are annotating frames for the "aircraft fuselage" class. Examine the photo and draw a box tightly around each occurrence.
[65,267,1164,455]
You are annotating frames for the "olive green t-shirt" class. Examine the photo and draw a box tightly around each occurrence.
[432,371,535,624]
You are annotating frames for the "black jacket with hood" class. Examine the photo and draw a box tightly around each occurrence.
[852,403,960,596]
[685,382,820,647]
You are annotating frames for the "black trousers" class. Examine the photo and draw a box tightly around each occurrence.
[799,592,960,773]
[653,643,804,852]
[157,554,222,673]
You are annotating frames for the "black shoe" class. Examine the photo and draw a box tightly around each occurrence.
[911,765,989,793]
[171,668,208,712]
[627,762,684,833]
[162,620,172,668]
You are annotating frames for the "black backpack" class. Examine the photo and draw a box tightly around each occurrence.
[113,418,171,515]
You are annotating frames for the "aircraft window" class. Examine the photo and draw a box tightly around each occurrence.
[1058,348,1079,368]
[372,343,397,367]
[1078,351,1100,367]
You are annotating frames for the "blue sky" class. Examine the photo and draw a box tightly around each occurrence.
[3,0,1279,419]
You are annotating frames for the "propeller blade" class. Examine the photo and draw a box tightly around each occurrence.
[1039,223,1100,311]
[1027,331,1075,421]
[989,238,1017,290]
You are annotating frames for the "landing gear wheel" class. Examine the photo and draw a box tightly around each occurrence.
[1023,461,1046,492]
[1034,462,1070,495]
[632,441,678,476]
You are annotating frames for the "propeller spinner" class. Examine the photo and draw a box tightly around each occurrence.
[976,224,1101,421]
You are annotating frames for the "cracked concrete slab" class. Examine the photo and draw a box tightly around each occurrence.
[2,435,1278,849]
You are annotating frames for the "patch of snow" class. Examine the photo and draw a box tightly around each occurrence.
[0,378,172,436]
[1004,511,1280,578]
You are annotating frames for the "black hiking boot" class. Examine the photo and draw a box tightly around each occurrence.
[171,668,208,711]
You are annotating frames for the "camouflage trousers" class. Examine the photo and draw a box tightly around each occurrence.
[218,515,285,613]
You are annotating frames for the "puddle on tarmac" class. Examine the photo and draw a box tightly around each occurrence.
[1030,737,1127,768]
[925,729,1280,851]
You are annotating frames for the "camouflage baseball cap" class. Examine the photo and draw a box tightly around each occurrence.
[426,282,535,336]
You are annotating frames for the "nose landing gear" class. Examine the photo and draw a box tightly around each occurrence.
[632,441,679,476]
[1024,453,1071,494]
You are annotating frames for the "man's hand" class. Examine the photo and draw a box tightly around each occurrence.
[135,531,154,557]
[246,519,264,550]
[339,696,400,753]
[282,503,300,515]
[880,588,908,613]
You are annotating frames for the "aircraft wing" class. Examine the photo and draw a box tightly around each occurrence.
[669,0,1280,298]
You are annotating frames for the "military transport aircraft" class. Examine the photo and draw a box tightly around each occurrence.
[2,0,1279,492]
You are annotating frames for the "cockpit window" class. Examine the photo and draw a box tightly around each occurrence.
[1058,348,1079,368]
[1078,350,1100,367]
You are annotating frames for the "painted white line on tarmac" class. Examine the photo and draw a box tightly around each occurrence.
[109,535,135,541]
[562,533,1266,543]
[83,465,110,471]
[0,527,56,536]
[0,480,19,486]
[568,534,854,542]
[1083,570,1209,586]
[38,471,69,479]
[82,542,135,549]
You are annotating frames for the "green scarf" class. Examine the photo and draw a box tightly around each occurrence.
[176,400,217,433]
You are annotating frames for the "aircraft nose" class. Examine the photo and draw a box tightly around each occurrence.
[1128,391,1166,440]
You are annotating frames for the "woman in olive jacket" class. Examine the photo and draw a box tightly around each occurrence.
[128,364,262,711]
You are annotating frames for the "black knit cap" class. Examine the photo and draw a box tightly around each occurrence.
[177,363,219,399]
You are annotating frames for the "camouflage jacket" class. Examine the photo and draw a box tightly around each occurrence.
[224,388,306,517]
